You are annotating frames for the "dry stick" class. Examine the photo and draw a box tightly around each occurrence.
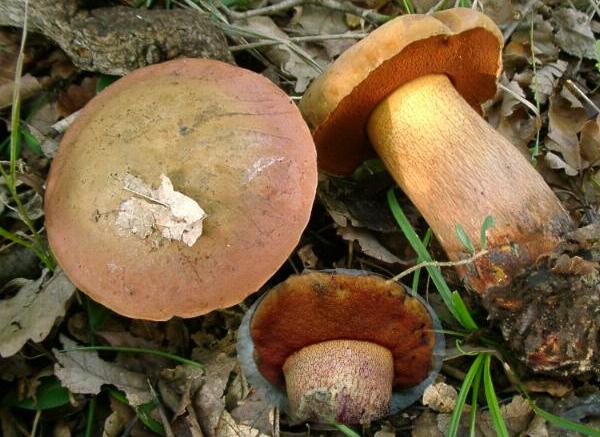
[221,0,389,24]
[387,250,488,283]
[222,0,304,19]
[566,79,600,115]
[229,33,367,51]
[426,0,447,14]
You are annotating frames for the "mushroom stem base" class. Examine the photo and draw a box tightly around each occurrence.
[282,340,393,424]
[367,74,573,294]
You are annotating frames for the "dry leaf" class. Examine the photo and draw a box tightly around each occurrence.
[422,383,458,413]
[553,8,597,60]
[215,411,268,437]
[193,352,237,436]
[523,378,573,397]
[238,16,323,93]
[294,5,352,58]
[545,92,589,175]
[480,0,514,25]
[531,60,568,105]
[581,115,600,165]
[0,269,76,357]
[53,335,153,406]
[116,174,207,247]
[478,396,532,436]
[297,244,319,269]
[338,226,408,264]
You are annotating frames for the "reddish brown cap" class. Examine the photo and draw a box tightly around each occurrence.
[45,58,317,321]
[298,8,503,175]
[249,271,437,389]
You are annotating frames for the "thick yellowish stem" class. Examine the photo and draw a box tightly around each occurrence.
[283,340,393,424]
[367,74,573,293]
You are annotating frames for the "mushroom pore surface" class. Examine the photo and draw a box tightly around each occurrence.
[299,8,502,174]
[249,272,436,389]
[45,58,317,320]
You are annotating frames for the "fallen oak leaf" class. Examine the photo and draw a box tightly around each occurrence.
[53,336,153,406]
[0,269,75,358]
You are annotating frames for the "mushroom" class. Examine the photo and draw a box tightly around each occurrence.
[299,8,573,294]
[45,58,317,320]
[237,270,444,424]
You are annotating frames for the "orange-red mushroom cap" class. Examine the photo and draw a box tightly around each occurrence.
[45,58,317,321]
[237,270,444,413]
[298,8,503,175]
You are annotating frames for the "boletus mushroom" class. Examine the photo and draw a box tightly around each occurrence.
[45,58,317,320]
[237,270,444,424]
[299,8,573,294]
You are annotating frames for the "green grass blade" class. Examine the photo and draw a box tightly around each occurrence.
[387,189,461,323]
[448,353,485,437]
[59,346,205,369]
[411,228,432,293]
[469,363,483,437]
[108,389,166,435]
[483,354,509,437]
[479,215,495,251]
[2,377,70,410]
[531,404,600,437]
[455,223,475,254]
[451,291,479,332]
[332,423,361,437]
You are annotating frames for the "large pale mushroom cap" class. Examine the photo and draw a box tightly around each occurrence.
[45,58,317,320]
[299,8,503,174]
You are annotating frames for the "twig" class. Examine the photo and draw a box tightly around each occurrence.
[221,0,390,25]
[229,32,367,51]
[498,83,541,118]
[221,0,304,19]
[426,0,447,14]
[566,79,600,115]
[317,0,390,24]
[29,409,41,437]
[147,380,174,437]
[387,250,488,283]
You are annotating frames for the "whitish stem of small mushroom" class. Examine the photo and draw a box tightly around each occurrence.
[388,250,488,283]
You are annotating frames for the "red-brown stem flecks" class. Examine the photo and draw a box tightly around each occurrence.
[367,74,573,294]
[283,340,394,424]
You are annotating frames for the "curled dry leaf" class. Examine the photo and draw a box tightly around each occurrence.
[487,79,537,152]
[531,60,568,105]
[581,115,600,165]
[337,225,408,264]
[53,335,153,406]
[116,173,207,247]
[422,382,458,413]
[193,352,237,436]
[0,269,76,358]
[545,91,589,175]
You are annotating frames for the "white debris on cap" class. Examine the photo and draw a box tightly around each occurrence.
[116,173,207,246]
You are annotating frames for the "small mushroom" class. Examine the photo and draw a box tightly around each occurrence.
[45,58,317,320]
[237,270,444,424]
[299,9,573,294]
